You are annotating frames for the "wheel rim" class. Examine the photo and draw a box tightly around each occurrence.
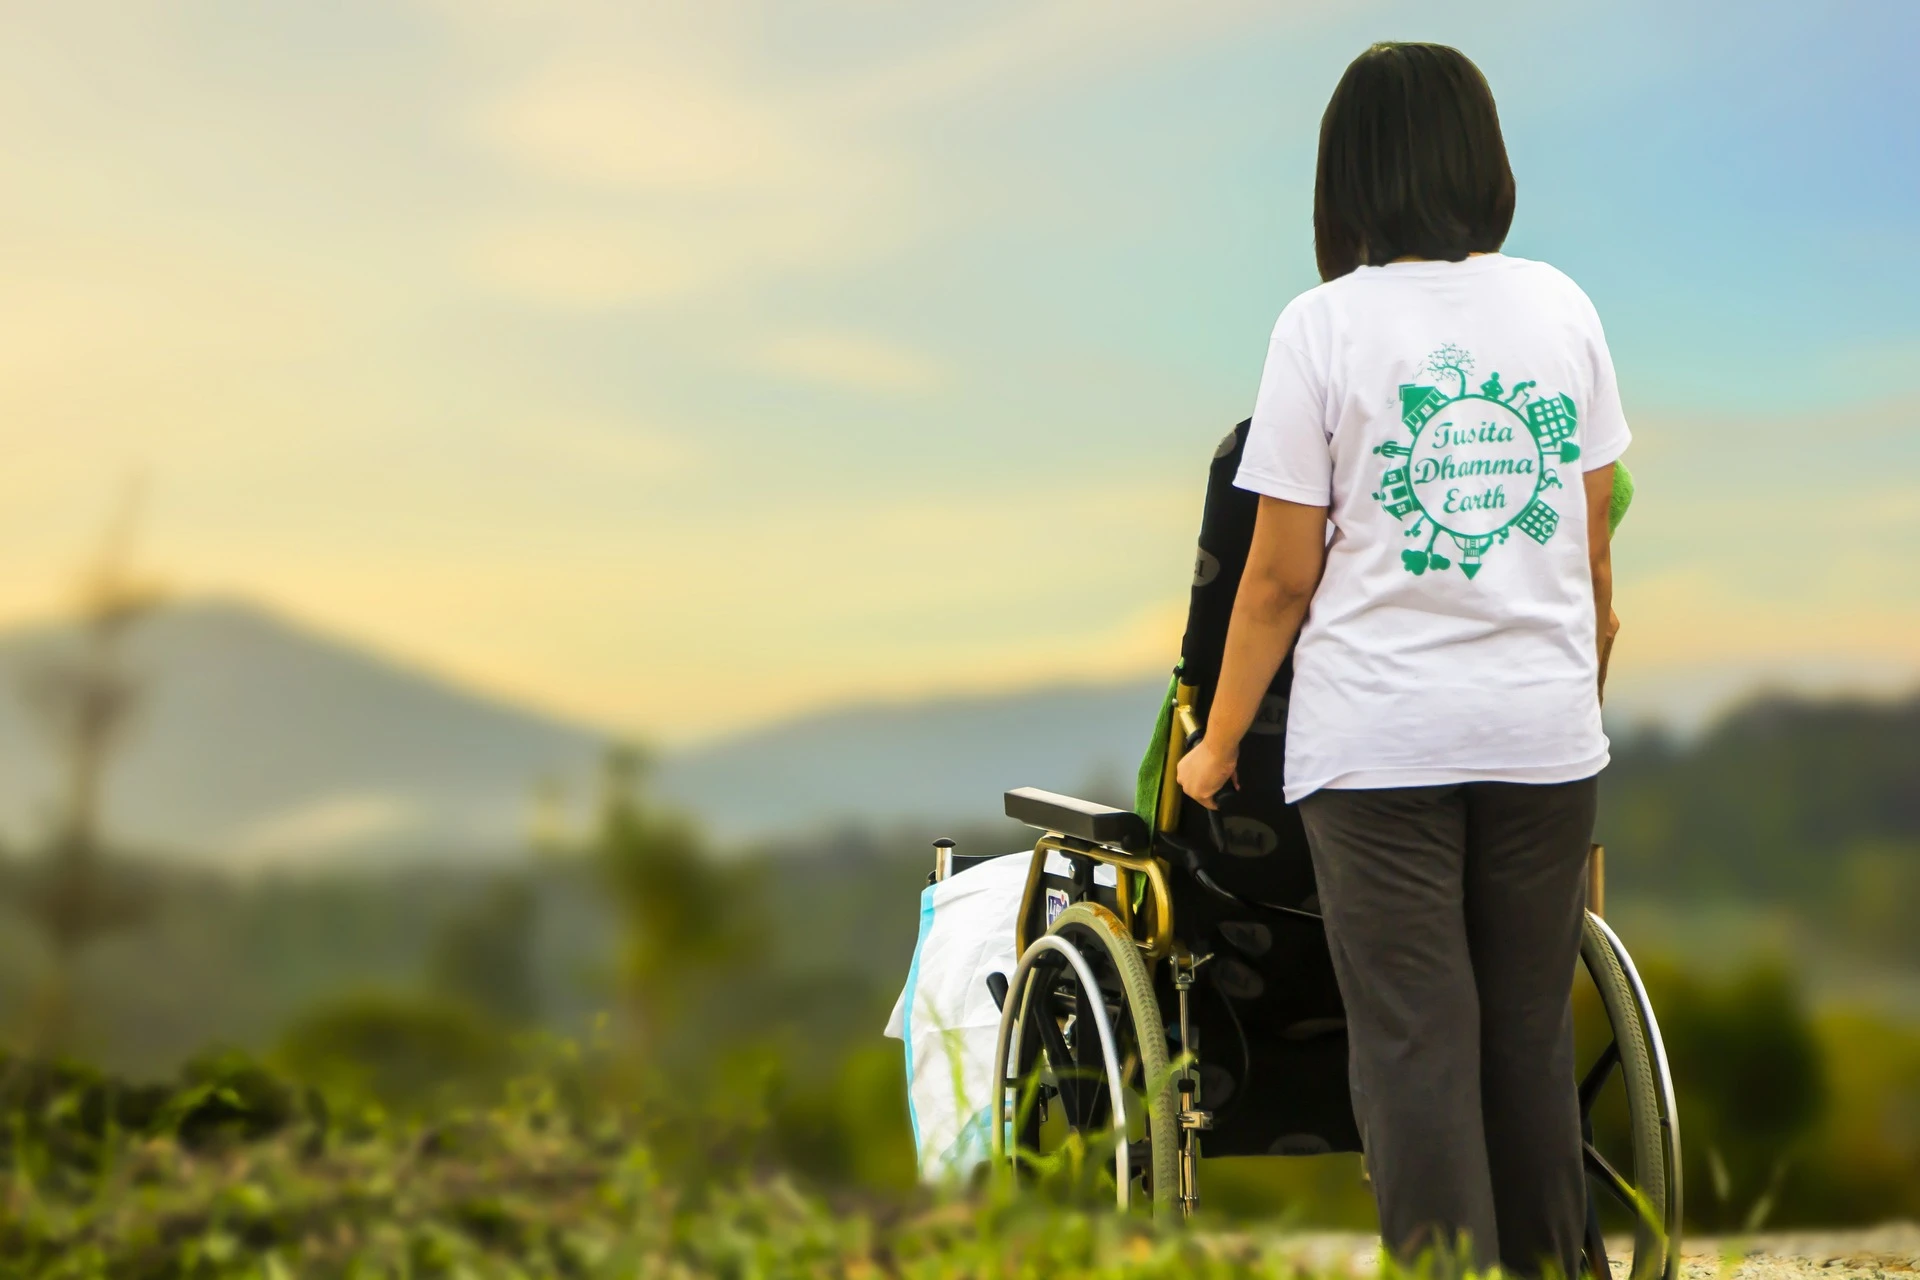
[1592,915,1684,1280]
[991,903,1177,1210]
[994,934,1132,1205]
[1578,914,1682,1280]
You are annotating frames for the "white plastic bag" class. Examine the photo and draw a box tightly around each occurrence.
[884,850,1032,1183]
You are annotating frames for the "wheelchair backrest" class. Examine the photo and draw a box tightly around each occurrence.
[1167,421,1319,915]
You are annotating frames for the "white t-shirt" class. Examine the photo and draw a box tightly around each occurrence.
[1235,254,1630,803]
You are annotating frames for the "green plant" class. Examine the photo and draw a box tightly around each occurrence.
[0,1046,1466,1280]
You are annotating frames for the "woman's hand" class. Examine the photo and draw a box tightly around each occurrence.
[1599,607,1620,703]
[1585,465,1616,705]
[1177,737,1239,810]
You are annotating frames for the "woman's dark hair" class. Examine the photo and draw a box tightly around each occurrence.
[1313,43,1515,282]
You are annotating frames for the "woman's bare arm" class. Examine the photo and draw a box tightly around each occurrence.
[1176,495,1329,809]
[1584,463,1616,701]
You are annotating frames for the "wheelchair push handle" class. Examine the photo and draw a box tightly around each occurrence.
[1171,697,1238,816]
[1205,777,1239,850]
[1177,703,1203,753]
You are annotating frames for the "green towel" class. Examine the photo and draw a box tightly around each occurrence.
[1134,670,1177,825]
[1609,461,1634,534]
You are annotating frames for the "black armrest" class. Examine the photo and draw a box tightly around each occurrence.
[1004,787,1151,854]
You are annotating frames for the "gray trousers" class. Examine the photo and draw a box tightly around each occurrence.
[1298,778,1598,1279]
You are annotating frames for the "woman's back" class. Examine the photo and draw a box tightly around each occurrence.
[1176,43,1627,1276]
[1235,253,1629,801]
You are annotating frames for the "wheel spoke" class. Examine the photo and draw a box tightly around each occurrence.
[1584,1140,1638,1211]
[1580,1040,1621,1117]
[1583,1196,1611,1280]
[1030,972,1090,1125]
[1030,960,1122,1133]
[1069,983,1115,1130]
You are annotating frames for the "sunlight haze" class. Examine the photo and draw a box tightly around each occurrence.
[1,0,1913,742]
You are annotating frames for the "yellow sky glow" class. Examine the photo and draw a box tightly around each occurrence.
[0,1,1912,743]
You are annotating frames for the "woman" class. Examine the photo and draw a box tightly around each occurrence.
[1176,43,1627,1278]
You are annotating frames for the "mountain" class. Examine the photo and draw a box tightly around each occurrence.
[655,678,1168,844]
[0,599,1165,863]
[0,600,607,866]
[3,597,1910,869]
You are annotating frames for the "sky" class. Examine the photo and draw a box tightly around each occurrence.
[0,0,1914,742]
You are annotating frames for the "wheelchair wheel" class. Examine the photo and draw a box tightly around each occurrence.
[1579,912,1682,1280]
[990,902,1180,1212]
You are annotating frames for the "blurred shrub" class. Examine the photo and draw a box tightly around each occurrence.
[1631,955,1829,1230]
[1600,694,1919,907]
[427,877,539,1025]
[582,750,1920,1230]
[13,728,1915,1247]
[766,1039,918,1191]
[1827,841,1920,966]
[0,1048,1411,1279]
[585,750,924,1188]
[594,749,766,1064]
[273,992,515,1118]
[0,1046,322,1213]
[1185,1155,1376,1229]
[1789,1010,1920,1224]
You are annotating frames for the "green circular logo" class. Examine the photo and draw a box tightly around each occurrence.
[1371,346,1580,579]
[1406,395,1543,539]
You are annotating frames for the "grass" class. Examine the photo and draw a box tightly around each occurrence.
[0,1049,1392,1280]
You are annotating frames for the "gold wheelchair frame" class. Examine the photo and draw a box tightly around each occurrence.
[972,679,1680,1280]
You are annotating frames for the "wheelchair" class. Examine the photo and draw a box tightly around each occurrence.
[962,422,1681,1280]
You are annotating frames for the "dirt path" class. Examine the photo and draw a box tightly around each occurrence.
[1666,1224,1920,1279]
[1267,1224,1920,1277]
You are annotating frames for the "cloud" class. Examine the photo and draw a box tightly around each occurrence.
[474,61,834,195]
[758,331,944,395]
[459,85,894,307]
[448,9,897,307]
[822,0,1285,118]
[1604,560,1920,734]
[464,215,714,306]
[437,0,1290,308]
[9,0,1909,756]
[927,595,1189,695]
[462,199,893,307]
[529,416,699,479]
